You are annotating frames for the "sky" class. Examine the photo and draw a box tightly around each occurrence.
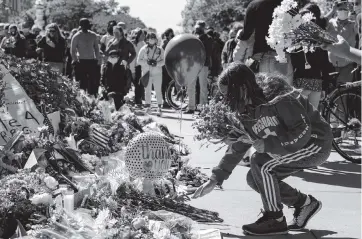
[117,0,187,34]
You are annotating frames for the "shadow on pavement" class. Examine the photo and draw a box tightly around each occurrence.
[220,229,358,239]
[294,161,361,189]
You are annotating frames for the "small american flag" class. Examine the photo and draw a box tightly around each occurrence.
[41,104,55,135]
[89,127,110,150]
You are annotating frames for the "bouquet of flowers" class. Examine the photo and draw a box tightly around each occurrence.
[266,0,338,62]
[192,100,254,145]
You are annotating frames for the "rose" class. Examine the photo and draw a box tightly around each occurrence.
[30,193,52,205]
[44,176,58,190]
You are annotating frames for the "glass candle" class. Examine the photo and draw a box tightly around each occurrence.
[63,189,74,212]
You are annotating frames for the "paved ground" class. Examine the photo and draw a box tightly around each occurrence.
[151,108,361,239]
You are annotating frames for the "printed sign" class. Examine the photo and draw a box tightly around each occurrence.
[125,132,173,180]
[0,65,46,145]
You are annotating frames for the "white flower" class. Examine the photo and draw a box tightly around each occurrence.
[44,176,58,189]
[30,193,53,205]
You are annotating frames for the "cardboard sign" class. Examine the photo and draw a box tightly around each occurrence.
[0,64,45,145]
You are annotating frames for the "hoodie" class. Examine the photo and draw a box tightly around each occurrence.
[211,87,332,183]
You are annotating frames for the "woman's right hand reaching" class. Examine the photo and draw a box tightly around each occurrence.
[192,179,218,199]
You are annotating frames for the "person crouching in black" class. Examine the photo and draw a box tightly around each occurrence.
[102,50,129,110]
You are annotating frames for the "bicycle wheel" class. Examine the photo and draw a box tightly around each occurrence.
[325,88,361,163]
[165,80,188,110]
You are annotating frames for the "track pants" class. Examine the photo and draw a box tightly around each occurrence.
[223,140,331,213]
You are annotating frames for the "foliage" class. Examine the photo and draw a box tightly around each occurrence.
[181,0,252,32]
[9,0,146,33]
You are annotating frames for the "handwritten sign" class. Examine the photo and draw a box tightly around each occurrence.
[125,132,173,180]
[0,64,46,145]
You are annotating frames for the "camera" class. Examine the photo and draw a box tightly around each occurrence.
[147,59,157,66]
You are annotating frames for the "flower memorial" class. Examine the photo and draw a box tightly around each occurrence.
[266,0,337,62]
[0,57,223,239]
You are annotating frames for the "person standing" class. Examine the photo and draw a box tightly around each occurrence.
[137,32,165,116]
[237,0,309,85]
[186,21,213,114]
[290,4,333,109]
[326,0,358,84]
[21,25,38,59]
[161,28,175,108]
[222,23,244,68]
[129,28,146,108]
[71,18,101,97]
[0,24,11,54]
[5,25,26,58]
[37,23,66,74]
[103,25,136,108]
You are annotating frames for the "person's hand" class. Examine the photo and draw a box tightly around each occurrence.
[192,179,218,199]
[321,35,350,59]
[121,60,128,67]
[253,139,265,153]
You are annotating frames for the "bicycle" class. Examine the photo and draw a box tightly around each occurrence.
[321,75,361,164]
[165,76,220,111]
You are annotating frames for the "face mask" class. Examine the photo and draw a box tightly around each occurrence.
[337,10,349,20]
[148,39,156,45]
[108,57,119,65]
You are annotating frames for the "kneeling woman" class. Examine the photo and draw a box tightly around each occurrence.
[193,63,333,236]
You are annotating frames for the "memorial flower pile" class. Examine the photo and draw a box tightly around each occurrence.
[0,58,223,238]
[266,0,338,62]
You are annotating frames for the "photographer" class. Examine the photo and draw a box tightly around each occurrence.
[137,32,165,116]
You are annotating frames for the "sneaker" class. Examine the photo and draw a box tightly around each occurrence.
[242,212,288,236]
[288,195,322,231]
[156,108,162,117]
[239,157,250,167]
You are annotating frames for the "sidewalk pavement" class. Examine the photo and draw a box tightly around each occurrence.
[155,110,362,239]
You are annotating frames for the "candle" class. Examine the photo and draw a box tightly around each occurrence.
[63,190,74,212]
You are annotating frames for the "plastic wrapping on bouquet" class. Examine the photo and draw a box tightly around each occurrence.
[125,132,173,180]
[164,34,206,87]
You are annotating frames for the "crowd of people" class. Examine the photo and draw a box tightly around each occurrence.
[0,0,361,237]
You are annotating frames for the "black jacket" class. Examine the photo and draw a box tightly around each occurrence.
[103,61,128,94]
[24,33,38,59]
[291,48,334,82]
[10,34,27,58]
[198,33,214,67]
[37,36,66,62]
[239,0,283,54]
[222,38,237,65]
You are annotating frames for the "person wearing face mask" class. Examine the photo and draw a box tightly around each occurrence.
[161,28,175,108]
[137,33,165,116]
[102,50,130,110]
[37,23,66,74]
[104,26,136,107]
[6,25,26,58]
[326,0,358,84]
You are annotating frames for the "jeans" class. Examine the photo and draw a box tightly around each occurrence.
[145,73,163,106]
[187,66,209,110]
[255,51,294,85]
[75,59,100,97]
